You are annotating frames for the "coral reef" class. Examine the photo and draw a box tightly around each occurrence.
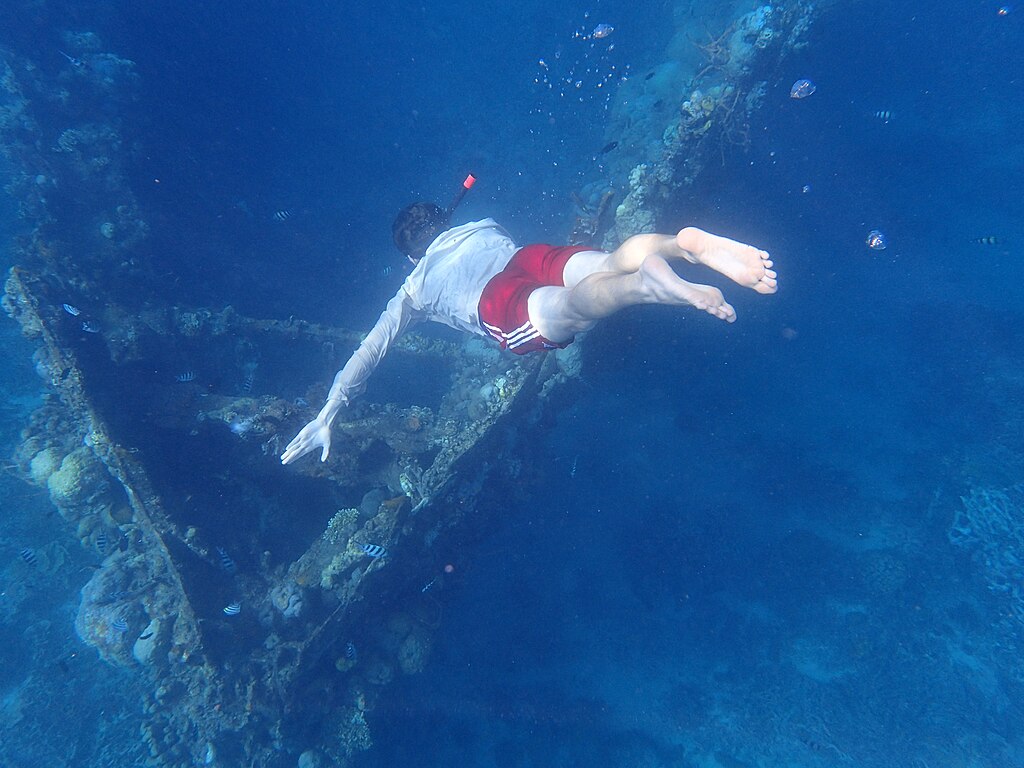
[950,485,1024,626]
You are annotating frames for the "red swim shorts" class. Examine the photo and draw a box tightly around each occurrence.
[478,244,591,355]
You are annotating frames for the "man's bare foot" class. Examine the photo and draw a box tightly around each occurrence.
[675,227,777,295]
[638,255,736,323]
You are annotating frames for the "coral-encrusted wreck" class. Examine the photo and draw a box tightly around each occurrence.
[4,264,579,766]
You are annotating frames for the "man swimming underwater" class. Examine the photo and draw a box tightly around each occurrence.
[280,191,776,465]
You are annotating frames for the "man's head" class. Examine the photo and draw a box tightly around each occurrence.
[392,202,449,260]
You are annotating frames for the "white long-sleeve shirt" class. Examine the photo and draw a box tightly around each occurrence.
[323,218,519,410]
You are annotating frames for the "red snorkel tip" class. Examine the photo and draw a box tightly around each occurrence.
[446,173,477,218]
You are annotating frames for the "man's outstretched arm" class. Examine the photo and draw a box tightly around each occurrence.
[281,290,422,464]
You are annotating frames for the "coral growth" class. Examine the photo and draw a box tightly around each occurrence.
[47,446,114,521]
[950,486,1024,626]
[74,552,153,668]
[270,582,304,619]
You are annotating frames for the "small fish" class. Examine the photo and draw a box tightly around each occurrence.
[599,141,619,155]
[19,547,37,566]
[272,210,291,222]
[644,71,656,81]
[998,5,1010,15]
[359,543,387,558]
[95,530,108,554]
[973,236,999,245]
[62,303,81,316]
[421,577,437,593]
[176,371,196,383]
[81,321,101,333]
[801,184,812,194]
[570,455,578,479]
[110,616,129,633]
[138,631,154,640]
[344,641,357,660]
[591,23,614,39]
[59,51,84,68]
[223,602,241,616]
[241,370,255,393]
[216,546,237,573]
[382,265,393,277]
[790,78,817,99]
[873,110,894,122]
[866,229,888,250]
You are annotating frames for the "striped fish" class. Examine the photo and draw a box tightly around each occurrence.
[873,110,894,122]
[175,371,196,382]
[223,602,241,616]
[62,303,81,316]
[110,616,129,633]
[359,543,387,558]
[272,210,291,222]
[345,642,357,661]
[216,546,237,573]
[95,530,108,554]
[19,547,37,566]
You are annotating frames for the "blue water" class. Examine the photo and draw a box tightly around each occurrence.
[2,1,1024,766]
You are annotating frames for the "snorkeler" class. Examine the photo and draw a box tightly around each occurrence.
[280,182,776,465]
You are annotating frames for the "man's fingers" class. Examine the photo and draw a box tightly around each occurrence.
[280,421,330,465]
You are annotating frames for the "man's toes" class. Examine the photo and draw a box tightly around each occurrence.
[715,302,736,321]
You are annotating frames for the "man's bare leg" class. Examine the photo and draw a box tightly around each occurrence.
[563,227,777,295]
[529,253,735,343]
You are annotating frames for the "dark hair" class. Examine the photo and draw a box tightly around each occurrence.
[392,202,448,258]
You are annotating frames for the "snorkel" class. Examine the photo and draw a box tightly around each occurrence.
[445,173,477,220]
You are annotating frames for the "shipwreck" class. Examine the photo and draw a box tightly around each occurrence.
[0,2,816,765]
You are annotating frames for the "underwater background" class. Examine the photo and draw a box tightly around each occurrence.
[1,0,1023,766]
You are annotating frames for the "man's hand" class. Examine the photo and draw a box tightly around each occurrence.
[280,416,333,464]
